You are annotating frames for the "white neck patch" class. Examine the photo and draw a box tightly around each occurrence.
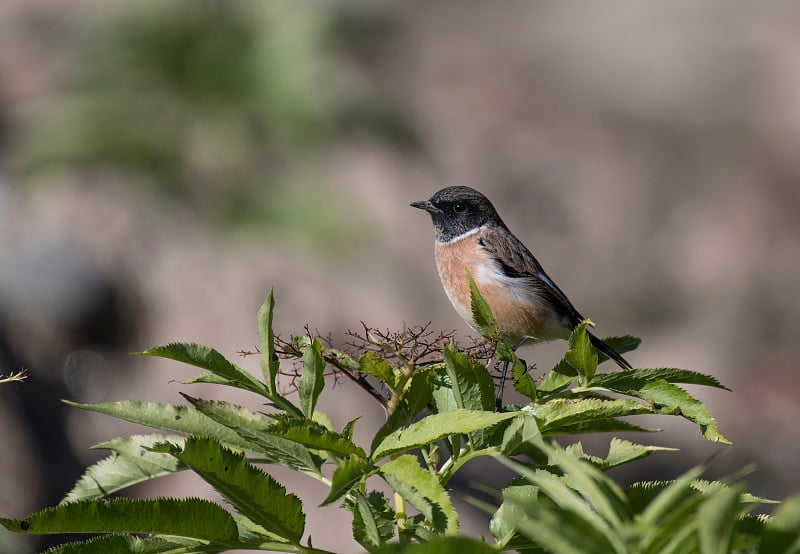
[438,225,482,245]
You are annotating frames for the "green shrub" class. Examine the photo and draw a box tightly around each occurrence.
[3,289,798,553]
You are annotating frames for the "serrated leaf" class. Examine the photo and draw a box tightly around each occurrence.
[497,413,542,456]
[565,320,597,382]
[532,398,651,434]
[359,352,396,388]
[267,417,366,458]
[372,536,496,554]
[597,335,641,361]
[443,344,494,412]
[0,498,238,542]
[351,491,395,550]
[322,455,376,506]
[372,409,517,460]
[62,434,187,503]
[553,418,658,435]
[41,534,209,554]
[760,493,800,554]
[397,368,435,420]
[469,275,500,338]
[600,438,677,470]
[342,415,361,441]
[639,466,706,528]
[636,380,730,443]
[64,399,249,447]
[183,396,320,473]
[176,437,305,543]
[490,481,538,545]
[258,289,280,395]
[234,513,282,543]
[697,485,741,554]
[184,372,237,387]
[691,480,777,505]
[590,367,729,391]
[138,342,268,396]
[496,457,623,552]
[299,338,326,417]
[380,455,458,534]
[538,359,578,394]
[547,448,630,528]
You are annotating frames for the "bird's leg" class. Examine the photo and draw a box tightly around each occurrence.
[495,338,530,411]
[495,360,510,411]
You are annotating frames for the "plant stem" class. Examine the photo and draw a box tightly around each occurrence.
[385,362,416,418]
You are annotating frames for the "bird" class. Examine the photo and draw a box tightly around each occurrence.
[411,186,631,404]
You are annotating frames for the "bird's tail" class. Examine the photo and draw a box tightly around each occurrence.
[588,331,632,369]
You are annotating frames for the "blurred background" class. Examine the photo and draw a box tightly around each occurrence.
[1,1,799,551]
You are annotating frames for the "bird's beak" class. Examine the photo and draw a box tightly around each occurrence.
[410,199,441,213]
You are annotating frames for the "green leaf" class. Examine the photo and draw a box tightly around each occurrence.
[639,479,708,553]
[442,344,494,412]
[350,491,396,550]
[138,342,268,397]
[692,480,777,505]
[636,380,730,443]
[258,289,280,395]
[697,485,742,554]
[489,481,538,546]
[638,466,706,529]
[64,399,250,447]
[597,335,641,362]
[299,338,326,417]
[430,366,459,415]
[468,274,500,338]
[397,368,435,420]
[495,457,623,552]
[545,448,630,529]
[0,498,238,542]
[599,438,677,470]
[553,418,658,436]
[380,455,458,534]
[372,409,518,460]
[267,416,366,458]
[359,352,396,388]
[41,535,210,554]
[183,395,321,473]
[496,341,536,402]
[532,398,651,434]
[322,455,376,506]
[176,437,305,543]
[62,434,186,503]
[342,415,361,441]
[590,367,729,391]
[538,359,577,394]
[496,413,542,456]
[760,493,800,554]
[372,536,496,554]
[565,320,598,383]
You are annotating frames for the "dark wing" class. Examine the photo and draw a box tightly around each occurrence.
[479,224,584,325]
[480,225,632,369]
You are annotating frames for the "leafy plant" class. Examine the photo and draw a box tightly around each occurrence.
[2,288,797,553]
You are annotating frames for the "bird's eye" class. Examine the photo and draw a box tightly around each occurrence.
[453,203,466,213]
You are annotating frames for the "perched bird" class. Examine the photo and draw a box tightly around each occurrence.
[411,186,631,384]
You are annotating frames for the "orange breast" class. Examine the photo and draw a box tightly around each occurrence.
[434,234,565,345]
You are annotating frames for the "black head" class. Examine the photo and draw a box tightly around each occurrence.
[410,186,504,242]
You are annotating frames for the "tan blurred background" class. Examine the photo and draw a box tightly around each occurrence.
[1,1,799,552]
